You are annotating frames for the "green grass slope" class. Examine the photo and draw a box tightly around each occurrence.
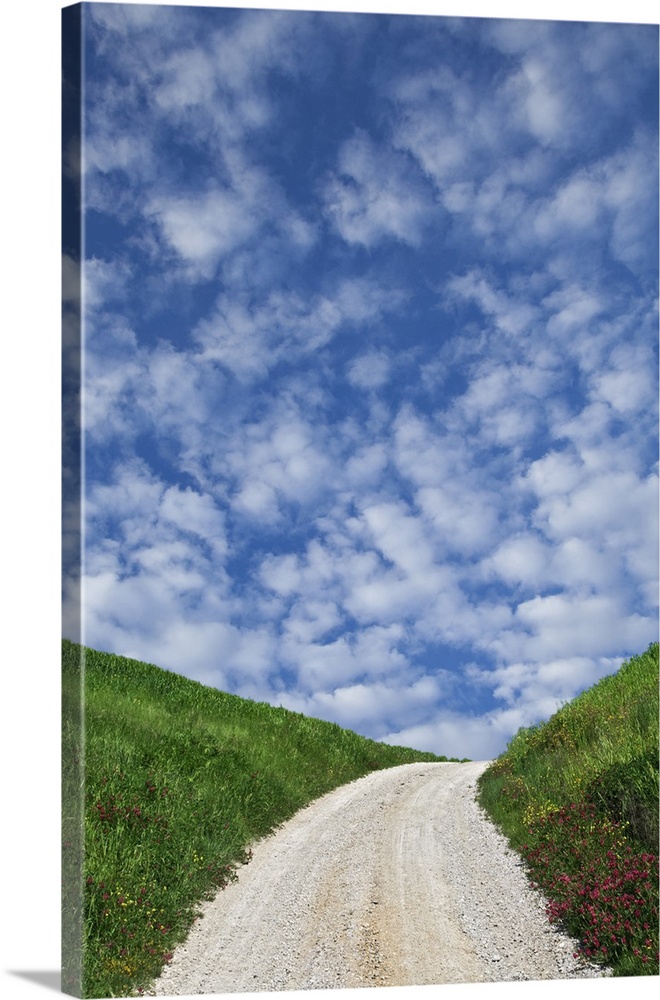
[62,640,461,998]
[478,643,659,978]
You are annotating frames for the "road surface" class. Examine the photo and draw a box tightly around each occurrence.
[149,761,607,994]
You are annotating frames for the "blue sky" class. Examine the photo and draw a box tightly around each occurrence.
[63,0,658,761]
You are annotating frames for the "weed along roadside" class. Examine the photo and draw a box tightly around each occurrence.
[62,640,461,999]
[478,642,659,977]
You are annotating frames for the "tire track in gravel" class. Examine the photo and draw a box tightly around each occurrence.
[148,761,608,995]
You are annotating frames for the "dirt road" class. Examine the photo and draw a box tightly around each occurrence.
[149,761,607,994]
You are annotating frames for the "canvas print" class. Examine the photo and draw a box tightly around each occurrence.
[62,2,659,998]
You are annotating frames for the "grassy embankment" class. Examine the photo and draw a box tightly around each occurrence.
[478,643,659,978]
[62,639,461,998]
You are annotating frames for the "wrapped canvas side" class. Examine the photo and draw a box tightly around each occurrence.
[62,4,84,997]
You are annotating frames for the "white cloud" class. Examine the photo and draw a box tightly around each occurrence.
[447,271,538,337]
[533,131,658,277]
[159,486,227,557]
[532,467,658,552]
[282,673,443,735]
[342,442,389,490]
[146,142,318,285]
[233,479,281,522]
[382,710,514,762]
[548,537,620,594]
[606,137,658,277]
[282,635,359,690]
[493,593,654,665]
[542,284,605,350]
[392,405,466,488]
[522,448,584,499]
[475,654,622,718]
[222,408,335,525]
[283,599,343,645]
[389,67,476,188]
[390,405,513,559]
[142,343,215,439]
[519,59,564,145]
[536,176,604,238]
[347,349,391,390]
[83,353,143,444]
[82,129,156,197]
[483,534,550,589]
[83,331,220,461]
[415,486,499,559]
[83,257,132,312]
[324,129,433,247]
[259,552,304,598]
[454,364,547,450]
[593,366,652,416]
[194,278,401,382]
[147,186,260,278]
[208,7,313,96]
[361,500,436,576]
[152,45,218,113]
[81,461,234,651]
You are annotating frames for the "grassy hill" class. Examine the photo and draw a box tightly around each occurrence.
[478,643,659,978]
[62,640,460,998]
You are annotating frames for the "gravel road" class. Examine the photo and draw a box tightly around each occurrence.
[149,761,609,995]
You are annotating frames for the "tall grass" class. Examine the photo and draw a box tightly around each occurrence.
[62,640,460,998]
[478,643,659,977]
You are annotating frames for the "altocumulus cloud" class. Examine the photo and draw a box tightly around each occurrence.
[67,3,658,761]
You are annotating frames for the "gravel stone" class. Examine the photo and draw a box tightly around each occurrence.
[147,761,609,995]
